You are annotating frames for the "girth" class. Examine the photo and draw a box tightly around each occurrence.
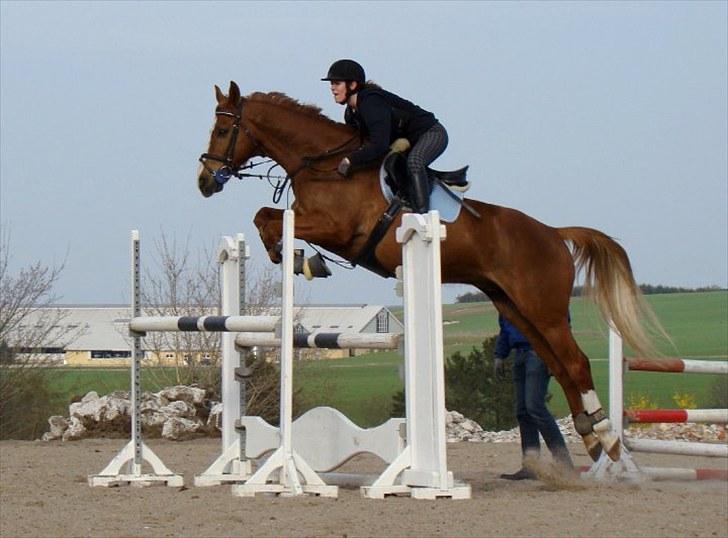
[351,198,403,278]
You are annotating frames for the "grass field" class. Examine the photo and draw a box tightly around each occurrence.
[45,291,727,427]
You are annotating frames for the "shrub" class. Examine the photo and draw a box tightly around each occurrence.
[0,365,58,439]
[392,336,517,431]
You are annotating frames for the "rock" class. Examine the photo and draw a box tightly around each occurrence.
[42,416,69,441]
[62,416,87,441]
[162,416,201,440]
[157,385,206,406]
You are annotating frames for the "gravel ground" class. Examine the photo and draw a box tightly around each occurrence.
[1,438,726,538]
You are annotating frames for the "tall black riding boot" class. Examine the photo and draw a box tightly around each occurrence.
[409,172,430,214]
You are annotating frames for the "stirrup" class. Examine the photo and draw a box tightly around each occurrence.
[293,250,331,280]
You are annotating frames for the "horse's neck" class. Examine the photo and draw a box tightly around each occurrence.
[250,102,349,173]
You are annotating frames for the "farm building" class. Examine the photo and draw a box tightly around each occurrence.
[6,304,403,366]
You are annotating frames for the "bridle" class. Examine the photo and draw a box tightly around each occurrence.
[198,98,360,198]
[198,101,264,187]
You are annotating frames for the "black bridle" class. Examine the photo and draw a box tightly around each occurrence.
[198,101,265,187]
[198,99,359,203]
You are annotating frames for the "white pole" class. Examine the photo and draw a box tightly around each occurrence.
[608,326,624,443]
[219,236,241,453]
[280,209,296,488]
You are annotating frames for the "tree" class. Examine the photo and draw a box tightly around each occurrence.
[138,231,290,423]
[391,336,517,431]
[0,229,81,439]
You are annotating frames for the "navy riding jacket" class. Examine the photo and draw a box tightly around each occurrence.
[344,87,437,167]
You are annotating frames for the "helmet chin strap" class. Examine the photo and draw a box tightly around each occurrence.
[342,82,360,105]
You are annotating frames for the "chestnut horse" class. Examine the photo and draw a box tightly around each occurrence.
[198,81,662,462]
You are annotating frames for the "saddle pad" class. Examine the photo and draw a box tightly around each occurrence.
[379,164,463,223]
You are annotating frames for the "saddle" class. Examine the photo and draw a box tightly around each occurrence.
[382,151,470,206]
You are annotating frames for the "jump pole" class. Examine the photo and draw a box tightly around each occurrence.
[584,327,728,481]
[89,231,183,487]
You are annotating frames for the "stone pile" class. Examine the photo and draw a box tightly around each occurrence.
[43,386,727,445]
[43,386,222,442]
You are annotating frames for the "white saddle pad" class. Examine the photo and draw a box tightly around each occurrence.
[379,164,464,223]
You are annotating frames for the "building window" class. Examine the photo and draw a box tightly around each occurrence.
[91,350,132,359]
[376,310,389,333]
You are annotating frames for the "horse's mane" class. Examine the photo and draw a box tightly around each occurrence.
[247,92,342,128]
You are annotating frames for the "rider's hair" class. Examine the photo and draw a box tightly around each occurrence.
[359,80,382,91]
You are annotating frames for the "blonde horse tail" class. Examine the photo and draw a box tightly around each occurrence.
[558,226,669,358]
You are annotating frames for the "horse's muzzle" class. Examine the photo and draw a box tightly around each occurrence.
[198,172,223,198]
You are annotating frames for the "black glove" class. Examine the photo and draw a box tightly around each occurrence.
[337,157,351,177]
[494,357,505,380]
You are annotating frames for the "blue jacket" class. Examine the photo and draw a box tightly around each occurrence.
[494,315,531,359]
[494,313,571,359]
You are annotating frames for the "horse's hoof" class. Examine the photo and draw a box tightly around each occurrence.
[267,245,282,264]
[605,437,621,461]
[583,433,603,461]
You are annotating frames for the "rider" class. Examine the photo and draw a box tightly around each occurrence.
[321,59,448,214]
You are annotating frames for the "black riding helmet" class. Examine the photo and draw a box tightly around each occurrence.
[321,59,366,85]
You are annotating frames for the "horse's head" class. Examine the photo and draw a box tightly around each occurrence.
[198,81,262,198]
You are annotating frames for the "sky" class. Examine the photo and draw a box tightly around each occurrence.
[1,1,726,307]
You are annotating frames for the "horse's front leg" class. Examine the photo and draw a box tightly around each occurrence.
[254,207,284,263]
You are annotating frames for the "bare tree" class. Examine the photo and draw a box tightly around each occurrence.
[139,233,222,390]
[0,229,81,438]
[138,231,288,422]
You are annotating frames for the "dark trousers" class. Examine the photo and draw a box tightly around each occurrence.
[512,349,574,467]
[406,122,448,180]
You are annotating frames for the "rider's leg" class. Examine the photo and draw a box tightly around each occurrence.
[406,122,448,213]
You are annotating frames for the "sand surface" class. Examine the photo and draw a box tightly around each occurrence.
[1,438,727,538]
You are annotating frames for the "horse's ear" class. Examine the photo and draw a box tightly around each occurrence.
[215,85,225,104]
[229,81,241,105]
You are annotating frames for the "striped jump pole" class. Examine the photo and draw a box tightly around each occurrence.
[627,357,728,375]
[625,408,728,424]
[578,465,728,481]
[130,315,279,334]
[234,331,402,350]
[586,327,728,482]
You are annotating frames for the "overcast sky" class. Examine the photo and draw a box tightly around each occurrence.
[1,1,726,306]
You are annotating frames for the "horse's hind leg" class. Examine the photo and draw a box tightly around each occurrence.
[538,321,621,461]
[491,293,620,461]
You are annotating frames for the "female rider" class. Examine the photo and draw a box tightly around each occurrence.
[321,59,448,214]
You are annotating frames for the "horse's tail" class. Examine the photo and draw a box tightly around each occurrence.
[558,226,669,358]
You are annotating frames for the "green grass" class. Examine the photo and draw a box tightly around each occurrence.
[46,291,727,427]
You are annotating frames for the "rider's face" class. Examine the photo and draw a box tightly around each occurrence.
[330,81,348,104]
[330,81,358,105]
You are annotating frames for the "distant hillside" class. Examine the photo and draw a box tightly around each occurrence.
[456,285,726,303]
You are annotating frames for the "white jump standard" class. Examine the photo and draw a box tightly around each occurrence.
[232,209,338,498]
[88,231,183,488]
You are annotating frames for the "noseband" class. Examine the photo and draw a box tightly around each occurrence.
[198,102,263,186]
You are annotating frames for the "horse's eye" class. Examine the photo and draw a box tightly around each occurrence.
[216,128,229,136]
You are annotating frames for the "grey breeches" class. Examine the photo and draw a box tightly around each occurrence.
[407,122,449,178]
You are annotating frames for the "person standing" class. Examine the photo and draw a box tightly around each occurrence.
[494,314,574,479]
